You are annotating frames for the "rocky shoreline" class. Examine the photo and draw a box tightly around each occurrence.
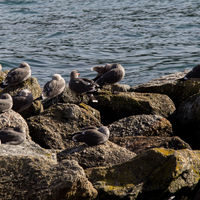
[0,70,200,200]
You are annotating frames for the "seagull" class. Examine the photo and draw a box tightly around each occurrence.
[72,126,110,146]
[69,70,99,94]
[12,89,33,113]
[179,64,200,81]
[35,74,66,102]
[0,93,13,113]
[0,126,26,145]
[69,70,99,102]
[91,63,125,86]
[0,62,31,88]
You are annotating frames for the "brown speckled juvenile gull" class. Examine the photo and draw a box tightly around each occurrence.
[69,70,99,95]
[179,64,200,81]
[0,93,13,113]
[72,126,110,146]
[0,62,31,88]
[12,89,33,113]
[41,73,66,101]
[91,63,125,86]
[0,126,26,145]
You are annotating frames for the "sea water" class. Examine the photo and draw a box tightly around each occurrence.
[0,0,200,86]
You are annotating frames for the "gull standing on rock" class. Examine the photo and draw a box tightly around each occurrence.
[91,63,125,86]
[0,93,13,113]
[0,126,26,145]
[12,89,33,113]
[37,74,66,101]
[179,64,200,81]
[0,62,31,88]
[72,126,110,146]
[69,70,99,94]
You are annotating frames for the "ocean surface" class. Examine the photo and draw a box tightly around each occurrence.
[0,0,200,87]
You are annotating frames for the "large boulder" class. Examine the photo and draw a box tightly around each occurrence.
[131,71,200,107]
[27,103,102,149]
[0,109,30,141]
[175,93,200,149]
[0,77,43,118]
[0,143,97,200]
[108,114,173,138]
[86,148,200,200]
[111,136,191,154]
[57,141,136,169]
[93,91,175,124]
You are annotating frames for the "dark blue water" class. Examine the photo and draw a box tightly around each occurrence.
[0,0,200,86]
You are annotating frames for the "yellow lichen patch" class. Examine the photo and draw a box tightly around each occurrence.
[153,147,175,156]
[103,183,135,192]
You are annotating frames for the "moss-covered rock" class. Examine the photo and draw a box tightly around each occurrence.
[0,77,43,118]
[57,141,136,169]
[0,76,41,99]
[93,91,175,124]
[79,102,101,121]
[27,103,102,149]
[131,71,200,107]
[0,143,97,200]
[108,114,173,138]
[86,148,200,200]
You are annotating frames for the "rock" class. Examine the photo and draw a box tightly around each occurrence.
[108,114,173,138]
[43,86,91,109]
[93,91,175,124]
[0,77,43,118]
[111,136,191,154]
[0,140,56,160]
[79,102,101,122]
[57,141,136,169]
[0,109,30,141]
[101,83,131,93]
[131,71,200,107]
[0,76,41,99]
[0,70,7,91]
[27,103,102,149]
[0,143,97,200]
[86,148,200,200]
[175,93,200,149]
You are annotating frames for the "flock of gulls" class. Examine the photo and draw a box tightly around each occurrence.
[0,62,125,146]
[0,61,199,146]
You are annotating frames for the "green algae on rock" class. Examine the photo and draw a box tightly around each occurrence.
[86,148,200,200]
[93,91,175,124]
[132,71,200,107]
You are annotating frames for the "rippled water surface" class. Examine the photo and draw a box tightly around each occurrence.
[0,0,200,86]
